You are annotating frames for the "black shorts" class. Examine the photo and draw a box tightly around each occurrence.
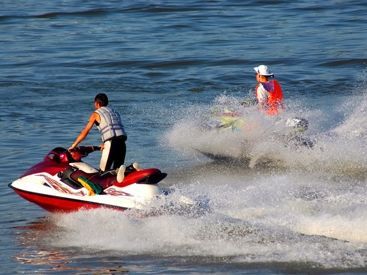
[100,135,127,171]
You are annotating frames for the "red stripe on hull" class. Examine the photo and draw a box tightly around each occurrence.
[12,187,126,213]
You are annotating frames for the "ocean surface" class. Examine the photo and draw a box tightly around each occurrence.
[1,0,367,273]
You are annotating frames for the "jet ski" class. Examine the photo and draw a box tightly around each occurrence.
[207,110,313,148]
[9,146,168,213]
[194,100,314,163]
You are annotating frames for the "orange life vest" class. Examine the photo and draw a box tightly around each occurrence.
[256,79,284,116]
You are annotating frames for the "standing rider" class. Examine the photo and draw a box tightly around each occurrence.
[254,65,284,116]
[69,93,127,172]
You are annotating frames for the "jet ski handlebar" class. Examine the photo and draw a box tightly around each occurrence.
[68,146,101,160]
[47,146,101,164]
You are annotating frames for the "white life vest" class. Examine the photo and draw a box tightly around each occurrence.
[95,106,126,142]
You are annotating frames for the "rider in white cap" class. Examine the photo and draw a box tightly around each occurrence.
[254,65,284,115]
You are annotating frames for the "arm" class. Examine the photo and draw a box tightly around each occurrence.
[69,112,99,150]
[256,84,269,106]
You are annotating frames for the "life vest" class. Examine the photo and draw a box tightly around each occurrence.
[256,79,284,116]
[95,106,126,142]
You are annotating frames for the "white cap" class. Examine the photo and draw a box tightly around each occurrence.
[254,65,274,76]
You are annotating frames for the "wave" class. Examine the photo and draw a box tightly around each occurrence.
[319,58,367,67]
[0,8,111,21]
[164,91,367,176]
[0,3,201,21]
[38,172,367,269]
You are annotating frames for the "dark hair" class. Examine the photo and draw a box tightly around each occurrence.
[94,93,109,106]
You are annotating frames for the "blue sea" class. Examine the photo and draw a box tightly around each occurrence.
[1,1,367,273]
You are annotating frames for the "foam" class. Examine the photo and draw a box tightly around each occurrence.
[46,170,367,268]
[164,93,367,175]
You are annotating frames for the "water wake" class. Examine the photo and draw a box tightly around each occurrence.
[46,171,367,268]
[164,92,367,176]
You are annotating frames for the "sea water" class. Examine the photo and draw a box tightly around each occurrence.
[1,1,367,273]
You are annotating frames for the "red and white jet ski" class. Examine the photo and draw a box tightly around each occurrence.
[9,146,167,212]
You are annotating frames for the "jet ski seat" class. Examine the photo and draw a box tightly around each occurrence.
[70,162,99,174]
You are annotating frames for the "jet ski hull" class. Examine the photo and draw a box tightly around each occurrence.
[10,183,124,212]
[9,173,161,213]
